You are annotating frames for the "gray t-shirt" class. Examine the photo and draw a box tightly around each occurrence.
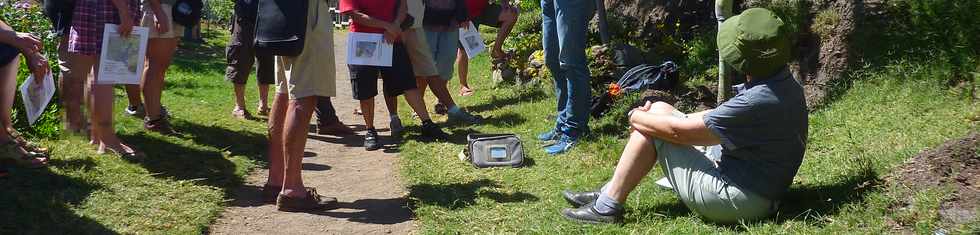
[703,68,808,200]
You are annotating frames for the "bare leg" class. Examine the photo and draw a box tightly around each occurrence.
[90,59,136,154]
[383,95,398,117]
[492,7,520,58]
[61,48,90,132]
[0,57,18,133]
[604,130,660,202]
[427,77,457,108]
[360,98,376,129]
[266,93,288,186]
[280,96,316,197]
[403,89,434,121]
[234,84,248,111]
[257,84,270,111]
[456,48,471,95]
[143,38,179,119]
[124,84,141,108]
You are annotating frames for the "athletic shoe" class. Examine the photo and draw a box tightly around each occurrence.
[276,188,338,212]
[364,129,381,151]
[144,117,177,135]
[447,110,483,124]
[231,108,252,120]
[560,202,623,224]
[390,117,404,137]
[544,134,577,155]
[125,104,145,117]
[434,103,448,115]
[537,129,559,141]
[318,121,355,136]
[420,121,449,140]
[562,190,600,208]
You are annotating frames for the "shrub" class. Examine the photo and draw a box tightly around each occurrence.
[0,2,62,138]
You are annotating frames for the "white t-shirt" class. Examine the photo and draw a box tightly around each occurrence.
[407,0,425,29]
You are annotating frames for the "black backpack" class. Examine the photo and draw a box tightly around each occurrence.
[254,0,309,56]
[172,0,203,27]
[590,61,679,118]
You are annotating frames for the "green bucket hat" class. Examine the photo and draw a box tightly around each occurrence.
[718,8,791,77]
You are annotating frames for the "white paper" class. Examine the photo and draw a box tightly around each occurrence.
[346,32,393,67]
[458,22,485,59]
[97,24,149,84]
[19,72,55,125]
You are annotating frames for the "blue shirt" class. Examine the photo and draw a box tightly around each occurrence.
[703,68,809,200]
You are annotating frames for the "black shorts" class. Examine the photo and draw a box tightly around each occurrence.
[472,4,504,28]
[224,13,275,85]
[0,44,18,66]
[349,43,416,100]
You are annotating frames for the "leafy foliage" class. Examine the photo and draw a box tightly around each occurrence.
[0,2,62,138]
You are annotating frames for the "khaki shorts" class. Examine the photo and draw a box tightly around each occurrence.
[274,0,336,99]
[141,3,185,39]
[402,28,440,77]
[652,111,775,224]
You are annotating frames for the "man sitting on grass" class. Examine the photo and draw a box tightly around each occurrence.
[559,8,808,224]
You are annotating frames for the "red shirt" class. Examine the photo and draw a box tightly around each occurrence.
[465,0,489,19]
[339,0,397,33]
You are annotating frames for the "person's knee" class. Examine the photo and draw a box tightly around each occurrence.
[650,101,674,112]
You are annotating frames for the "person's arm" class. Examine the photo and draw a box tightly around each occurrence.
[394,0,407,29]
[109,0,134,37]
[147,0,170,34]
[628,109,721,146]
[344,10,401,43]
[0,20,49,80]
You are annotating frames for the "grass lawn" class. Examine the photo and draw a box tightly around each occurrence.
[400,53,980,233]
[0,30,267,233]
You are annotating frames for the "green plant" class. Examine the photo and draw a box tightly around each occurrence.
[1,2,62,138]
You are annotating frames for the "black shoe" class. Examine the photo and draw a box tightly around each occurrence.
[561,202,624,224]
[364,129,381,151]
[420,121,449,140]
[562,190,600,208]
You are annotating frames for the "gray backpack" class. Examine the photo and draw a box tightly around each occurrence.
[458,134,524,168]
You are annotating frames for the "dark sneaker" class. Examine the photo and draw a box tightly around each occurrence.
[561,202,624,224]
[318,121,355,136]
[390,117,404,137]
[231,108,252,120]
[447,109,483,124]
[276,188,339,212]
[544,134,578,155]
[562,190,600,208]
[364,129,381,151]
[537,129,559,141]
[144,117,177,135]
[434,103,448,115]
[125,104,145,117]
[420,121,449,140]
[262,184,280,203]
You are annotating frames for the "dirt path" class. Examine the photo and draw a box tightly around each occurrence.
[210,32,415,234]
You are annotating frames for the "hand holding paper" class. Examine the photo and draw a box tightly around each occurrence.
[19,72,55,125]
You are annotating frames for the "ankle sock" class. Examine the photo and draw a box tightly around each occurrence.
[593,184,623,215]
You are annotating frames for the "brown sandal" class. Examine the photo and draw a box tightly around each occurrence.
[9,131,49,155]
[0,140,47,168]
[99,143,145,160]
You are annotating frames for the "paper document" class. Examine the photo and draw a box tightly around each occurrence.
[347,32,393,67]
[458,22,485,59]
[97,24,149,84]
[19,72,55,125]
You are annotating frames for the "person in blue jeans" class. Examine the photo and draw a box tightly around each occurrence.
[538,0,593,155]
